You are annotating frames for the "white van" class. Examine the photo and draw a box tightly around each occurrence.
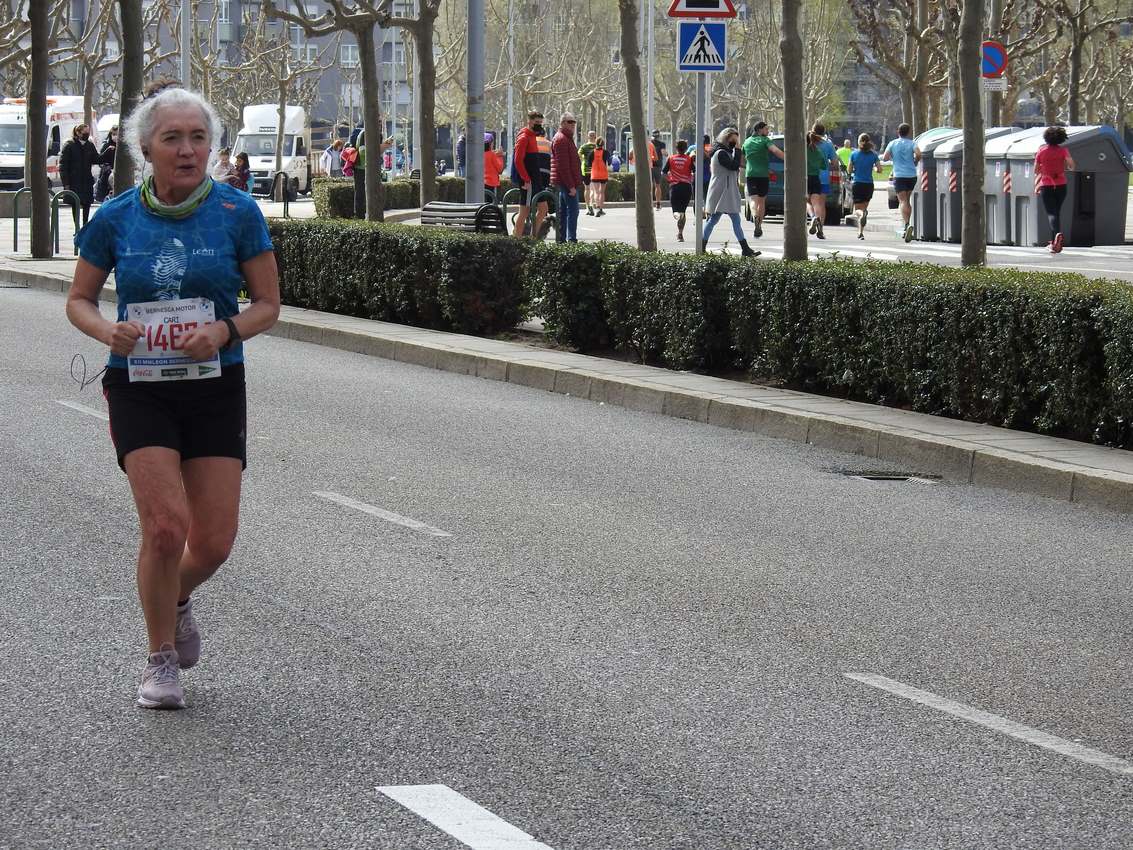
[0,95,91,191]
[233,104,311,196]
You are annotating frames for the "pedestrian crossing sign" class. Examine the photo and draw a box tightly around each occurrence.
[677,21,727,72]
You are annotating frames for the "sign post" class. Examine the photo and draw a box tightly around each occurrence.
[671,0,734,255]
[980,40,1008,126]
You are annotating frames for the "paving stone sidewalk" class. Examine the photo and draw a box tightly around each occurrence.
[4,253,1130,514]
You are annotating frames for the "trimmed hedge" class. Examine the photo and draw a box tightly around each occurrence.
[269,218,531,336]
[312,171,654,218]
[272,216,1133,447]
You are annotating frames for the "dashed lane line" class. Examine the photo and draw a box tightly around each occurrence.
[56,399,109,421]
[846,671,1133,776]
[378,784,554,850]
[313,490,452,538]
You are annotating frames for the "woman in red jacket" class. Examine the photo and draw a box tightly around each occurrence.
[1034,125,1076,254]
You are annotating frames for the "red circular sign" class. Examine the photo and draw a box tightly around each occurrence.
[981,41,1008,78]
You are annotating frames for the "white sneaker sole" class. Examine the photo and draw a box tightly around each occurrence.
[137,693,186,710]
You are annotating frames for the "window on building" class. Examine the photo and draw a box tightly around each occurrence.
[340,43,359,67]
[217,0,231,23]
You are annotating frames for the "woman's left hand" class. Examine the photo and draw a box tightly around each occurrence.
[181,320,230,361]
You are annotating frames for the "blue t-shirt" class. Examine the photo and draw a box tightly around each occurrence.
[850,149,881,183]
[884,137,917,178]
[75,181,273,369]
[817,137,836,184]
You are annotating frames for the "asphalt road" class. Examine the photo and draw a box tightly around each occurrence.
[2,286,1132,849]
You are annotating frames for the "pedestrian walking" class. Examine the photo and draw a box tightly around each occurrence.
[484,133,505,202]
[64,84,280,710]
[589,138,610,216]
[455,131,466,177]
[211,146,236,184]
[59,123,100,226]
[703,128,758,257]
[881,123,919,242]
[662,138,695,242]
[320,138,345,177]
[849,133,882,240]
[805,132,828,239]
[579,129,597,215]
[95,125,117,203]
[551,112,583,242]
[741,121,784,238]
[233,151,251,193]
[345,128,366,218]
[1034,125,1075,254]
[511,110,551,238]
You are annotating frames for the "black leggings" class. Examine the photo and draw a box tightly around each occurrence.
[1040,184,1067,237]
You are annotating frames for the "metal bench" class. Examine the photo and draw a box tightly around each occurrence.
[420,201,507,235]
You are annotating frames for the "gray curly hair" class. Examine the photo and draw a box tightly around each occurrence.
[716,127,739,144]
[121,86,223,165]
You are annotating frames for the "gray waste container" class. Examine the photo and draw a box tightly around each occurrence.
[935,127,1018,243]
[911,128,961,241]
[1007,125,1133,247]
[983,127,1047,244]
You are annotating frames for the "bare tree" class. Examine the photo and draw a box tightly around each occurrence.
[114,0,145,193]
[29,0,51,258]
[262,0,386,219]
[618,0,655,252]
[959,0,984,267]
[780,0,806,261]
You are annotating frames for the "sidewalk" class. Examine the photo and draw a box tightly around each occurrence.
[4,254,1130,514]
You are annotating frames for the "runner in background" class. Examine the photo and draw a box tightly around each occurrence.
[662,139,695,242]
[837,138,853,172]
[849,133,882,240]
[579,130,597,215]
[741,122,784,239]
[805,131,828,240]
[1034,125,1075,254]
[881,123,920,242]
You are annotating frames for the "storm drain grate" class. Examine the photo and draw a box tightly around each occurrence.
[827,468,943,484]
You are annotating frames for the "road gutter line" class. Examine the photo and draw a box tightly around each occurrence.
[845,671,1133,776]
[313,491,452,538]
[378,784,554,850]
[56,399,109,421]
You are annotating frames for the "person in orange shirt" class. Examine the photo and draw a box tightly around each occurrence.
[587,138,611,216]
[484,132,505,202]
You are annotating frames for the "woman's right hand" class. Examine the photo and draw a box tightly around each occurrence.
[105,321,145,357]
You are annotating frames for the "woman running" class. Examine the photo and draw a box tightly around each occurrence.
[66,85,279,709]
[703,128,757,256]
[662,139,695,242]
[849,133,882,240]
[588,138,610,216]
[1034,126,1075,253]
[806,131,828,240]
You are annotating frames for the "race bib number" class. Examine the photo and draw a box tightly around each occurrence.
[126,297,222,383]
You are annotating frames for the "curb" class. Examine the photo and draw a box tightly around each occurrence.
[6,264,1131,515]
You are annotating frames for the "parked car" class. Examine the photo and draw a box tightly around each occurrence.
[765,134,853,225]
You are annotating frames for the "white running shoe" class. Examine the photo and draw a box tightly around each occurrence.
[175,599,200,670]
[137,644,185,710]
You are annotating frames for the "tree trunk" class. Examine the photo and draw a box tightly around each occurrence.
[29,0,51,257]
[959,0,985,267]
[900,83,914,127]
[781,0,806,261]
[115,0,144,193]
[913,0,931,133]
[83,63,97,129]
[356,23,385,221]
[618,0,656,252]
[1068,38,1082,125]
[414,16,438,205]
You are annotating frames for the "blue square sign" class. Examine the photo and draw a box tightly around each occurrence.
[677,21,726,72]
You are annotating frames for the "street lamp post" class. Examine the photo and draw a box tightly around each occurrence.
[646,0,655,136]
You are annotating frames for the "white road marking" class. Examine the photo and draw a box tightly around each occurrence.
[57,399,109,421]
[846,671,1133,776]
[378,784,554,850]
[313,491,452,537]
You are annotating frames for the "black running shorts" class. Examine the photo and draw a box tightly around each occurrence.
[520,182,549,206]
[852,182,875,204]
[746,176,769,197]
[893,177,917,193]
[807,175,823,196]
[102,365,247,471]
[670,182,693,213]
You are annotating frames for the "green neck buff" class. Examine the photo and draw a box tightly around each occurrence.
[140,176,214,219]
